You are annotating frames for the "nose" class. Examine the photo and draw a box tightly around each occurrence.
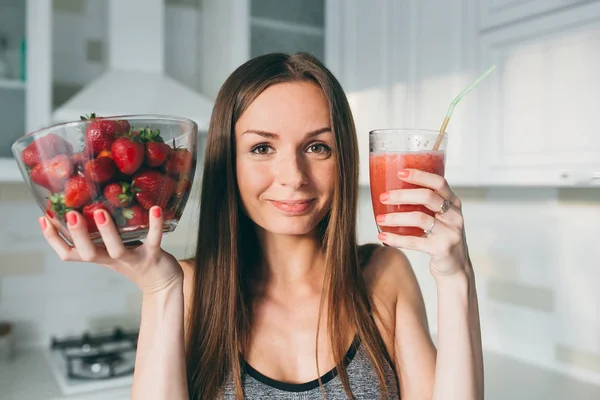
[275,153,308,189]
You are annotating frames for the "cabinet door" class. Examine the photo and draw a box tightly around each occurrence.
[326,0,393,186]
[478,2,600,186]
[478,0,593,31]
[394,0,479,186]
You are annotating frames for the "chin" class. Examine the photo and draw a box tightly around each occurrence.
[260,219,320,237]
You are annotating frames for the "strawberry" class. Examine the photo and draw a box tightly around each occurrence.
[132,170,175,209]
[135,127,171,167]
[82,201,110,233]
[103,182,134,208]
[63,175,97,208]
[84,157,116,183]
[111,135,145,175]
[82,113,130,156]
[71,152,90,170]
[30,154,73,192]
[21,133,73,168]
[164,147,193,177]
[119,204,148,227]
[145,142,171,167]
[47,193,73,221]
[97,150,112,158]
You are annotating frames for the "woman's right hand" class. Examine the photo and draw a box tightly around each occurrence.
[39,206,183,295]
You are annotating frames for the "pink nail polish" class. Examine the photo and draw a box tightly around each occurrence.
[376,215,386,223]
[378,232,388,241]
[94,210,106,225]
[379,192,389,202]
[152,207,162,219]
[66,212,77,226]
[38,217,47,230]
[398,169,410,178]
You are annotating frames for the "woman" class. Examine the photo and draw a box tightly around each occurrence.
[38,52,483,399]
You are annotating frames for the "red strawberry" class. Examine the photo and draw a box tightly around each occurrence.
[45,199,55,219]
[136,127,171,167]
[174,177,192,196]
[82,201,110,233]
[63,176,97,208]
[97,150,112,158]
[103,182,134,208]
[47,193,73,221]
[111,136,145,175]
[82,113,130,156]
[30,154,73,192]
[71,152,90,170]
[21,133,73,168]
[119,204,148,227]
[164,148,193,177]
[145,142,171,167]
[84,157,116,183]
[132,170,175,209]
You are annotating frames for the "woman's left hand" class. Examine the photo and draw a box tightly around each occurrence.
[376,169,472,279]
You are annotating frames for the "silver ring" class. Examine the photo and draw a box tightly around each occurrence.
[423,218,436,238]
[437,199,451,215]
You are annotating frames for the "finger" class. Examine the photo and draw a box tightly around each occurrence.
[376,211,452,235]
[94,209,128,259]
[381,188,445,213]
[435,206,465,231]
[39,216,80,261]
[398,169,460,208]
[66,211,102,262]
[145,206,164,249]
[378,231,436,253]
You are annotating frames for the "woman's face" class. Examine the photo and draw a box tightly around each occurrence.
[235,81,335,237]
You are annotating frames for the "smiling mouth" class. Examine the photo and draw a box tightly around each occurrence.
[269,199,315,214]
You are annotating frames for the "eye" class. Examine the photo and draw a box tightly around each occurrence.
[306,142,332,156]
[250,144,274,155]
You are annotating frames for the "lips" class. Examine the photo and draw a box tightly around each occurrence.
[269,199,315,214]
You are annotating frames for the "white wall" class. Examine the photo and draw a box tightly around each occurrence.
[358,186,600,386]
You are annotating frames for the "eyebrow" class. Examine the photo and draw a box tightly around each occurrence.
[241,127,332,140]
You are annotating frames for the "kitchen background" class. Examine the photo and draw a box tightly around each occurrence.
[0,0,599,399]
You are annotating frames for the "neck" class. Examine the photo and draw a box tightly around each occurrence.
[254,228,326,297]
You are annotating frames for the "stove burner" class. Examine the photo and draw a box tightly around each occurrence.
[50,327,138,381]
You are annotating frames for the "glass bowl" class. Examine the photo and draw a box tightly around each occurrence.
[11,114,198,245]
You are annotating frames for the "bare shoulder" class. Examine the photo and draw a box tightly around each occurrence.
[361,244,417,302]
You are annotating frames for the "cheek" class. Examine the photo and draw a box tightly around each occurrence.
[236,158,272,200]
[313,160,336,192]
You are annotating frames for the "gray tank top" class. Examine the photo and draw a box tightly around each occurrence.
[222,336,400,399]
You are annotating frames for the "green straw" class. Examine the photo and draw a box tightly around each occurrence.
[433,65,497,150]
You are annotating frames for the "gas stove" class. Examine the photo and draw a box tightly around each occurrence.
[44,327,138,396]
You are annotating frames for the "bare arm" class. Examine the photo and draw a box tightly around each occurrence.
[432,264,483,400]
[375,168,484,400]
[381,248,483,400]
[131,277,189,400]
[132,259,195,399]
[38,207,192,400]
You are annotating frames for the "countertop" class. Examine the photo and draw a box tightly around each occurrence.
[0,349,130,400]
[0,348,598,400]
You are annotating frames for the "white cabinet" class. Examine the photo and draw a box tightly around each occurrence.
[478,1,600,186]
[325,0,393,186]
[199,0,326,100]
[328,0,479,186]
[478,0,593,31]
[0,0,52,181]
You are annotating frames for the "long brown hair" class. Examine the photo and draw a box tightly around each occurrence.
[186,52,393,399]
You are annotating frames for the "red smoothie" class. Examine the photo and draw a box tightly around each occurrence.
[369,151,445,237]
